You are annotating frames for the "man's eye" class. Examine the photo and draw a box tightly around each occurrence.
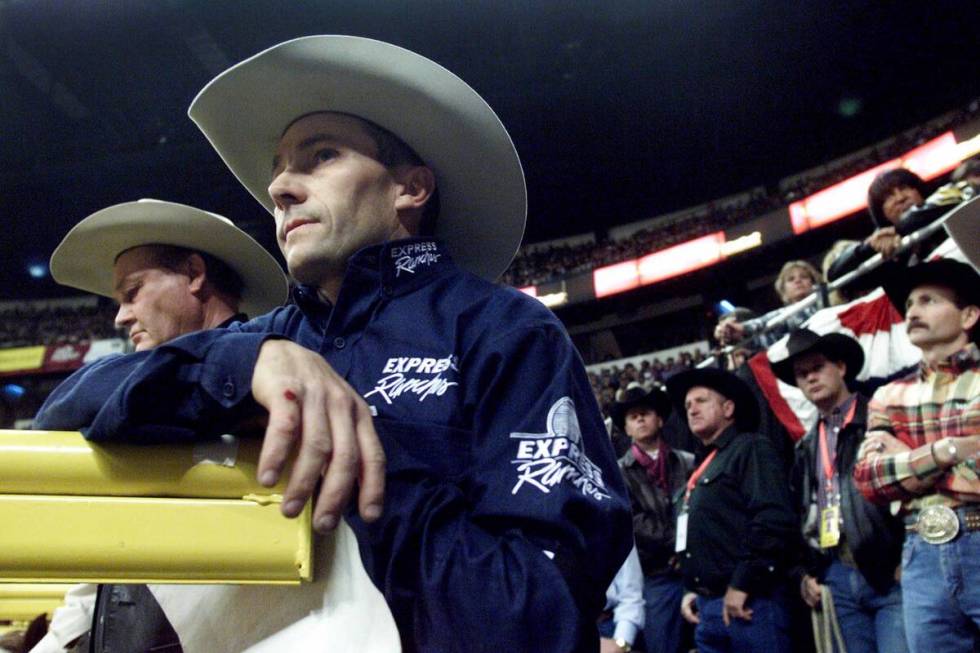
[315,148,338,162]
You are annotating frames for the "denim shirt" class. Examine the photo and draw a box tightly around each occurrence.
[36,237,632,653]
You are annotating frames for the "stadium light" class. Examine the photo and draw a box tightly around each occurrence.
[788,131,966,234]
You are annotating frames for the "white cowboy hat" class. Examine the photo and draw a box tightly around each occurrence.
[187,35,526,281]
[50,199,289,317]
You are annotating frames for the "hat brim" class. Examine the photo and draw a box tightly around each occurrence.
[771,333,866,387]
[50,199,288,317]
[883,258,980,317]
[665,368,760,432]
[188,35,527,281]
[611,388,672,431]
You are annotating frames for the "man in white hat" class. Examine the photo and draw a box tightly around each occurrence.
[35,198,287,430]
[57,37,632,651]
[31,199,288,653]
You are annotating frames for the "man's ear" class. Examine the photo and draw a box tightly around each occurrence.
[722,399,736,420]
[394,165,436,213]
[185,253,208,295]
[962,304,980,333]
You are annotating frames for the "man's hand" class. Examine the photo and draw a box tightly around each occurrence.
[714,320,746,346]
[681,591,700,624]
[865,227,901,258]
[599,637,626,653]
[722,587,752,626]
[251,339,385,532]
[857,430,909,461]
[800,574,823,609]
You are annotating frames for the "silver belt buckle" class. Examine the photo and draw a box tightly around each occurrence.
[917,505,960,544]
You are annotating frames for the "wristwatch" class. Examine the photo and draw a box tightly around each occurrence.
[614,638,632,652]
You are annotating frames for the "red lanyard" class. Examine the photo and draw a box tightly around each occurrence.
[818,399,858,484]
[684,450,718,506]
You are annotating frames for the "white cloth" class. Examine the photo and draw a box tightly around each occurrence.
[28,584,97,653]
[148,520,400,652]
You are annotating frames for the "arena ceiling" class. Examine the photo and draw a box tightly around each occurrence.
[1,0,978,300]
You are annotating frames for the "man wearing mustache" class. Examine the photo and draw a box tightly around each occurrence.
[854,259,980,653]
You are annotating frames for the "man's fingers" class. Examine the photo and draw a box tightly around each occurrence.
[311,390,360,531]
[281,387,333,519]
[355,400,385,521]
[722,605,730,627]
[257,387,303,487]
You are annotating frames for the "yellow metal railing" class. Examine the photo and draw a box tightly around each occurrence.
[0,583,72,622]
[0,430,312,585]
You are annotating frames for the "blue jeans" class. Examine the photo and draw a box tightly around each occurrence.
[822,560,908,653]
[694,590,791,653]
[902,530,980,653]
[642,573,684,653]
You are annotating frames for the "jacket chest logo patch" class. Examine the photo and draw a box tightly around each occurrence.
[391,242,441,277]
[363,355,458,404]
[509,397,609,501]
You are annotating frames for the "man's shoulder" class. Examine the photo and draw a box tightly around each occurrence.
[870,370,922,404]
[438,268,565,333]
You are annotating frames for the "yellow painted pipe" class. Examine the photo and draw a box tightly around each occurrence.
[0,430,285,499]
[0,494,312,584]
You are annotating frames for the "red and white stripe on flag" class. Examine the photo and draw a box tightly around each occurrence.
[751,288,921,441]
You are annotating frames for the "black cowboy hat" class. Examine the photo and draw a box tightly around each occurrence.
[611,384,672,431]
[665,367,760,432]
[883,259,980,317]
[770,328,865,387]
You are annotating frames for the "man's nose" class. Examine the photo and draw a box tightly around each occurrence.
[114,304,134,329]
[268,169,307,210]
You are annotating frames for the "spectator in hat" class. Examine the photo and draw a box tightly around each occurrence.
[774,328,908,653]
[614,385,694,653]
[853,259,980,653]
[40,37,632,652]
[666,368,796,653]
[32,199,288,653]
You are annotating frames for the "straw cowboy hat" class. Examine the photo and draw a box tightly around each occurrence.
[770,328,865,387]
[187,35,527,281]
[50,199,288,317]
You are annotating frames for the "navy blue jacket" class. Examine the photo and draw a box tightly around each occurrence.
[36,238,632,653]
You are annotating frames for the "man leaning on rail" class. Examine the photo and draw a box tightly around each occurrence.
[36,36,632,652]
[32,199,287,653]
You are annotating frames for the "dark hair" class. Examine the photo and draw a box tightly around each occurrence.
[137,244,244,304]
[355,117,440,236]
[867,168,927,227]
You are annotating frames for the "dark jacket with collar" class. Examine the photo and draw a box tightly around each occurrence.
[788,394,904,594]
[679,425,797,597]
[618,446,695,578]
[35,238,632,653]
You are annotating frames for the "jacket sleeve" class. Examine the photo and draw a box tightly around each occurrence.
[37,312,287,442]
[346,317,633,652]
[827,241,874,281]
[624,472,677,568]
[852,387,942,504]
[730,437,799,594]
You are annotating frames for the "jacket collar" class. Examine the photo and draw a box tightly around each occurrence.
[291,237,456,312]
[919,342,980,379]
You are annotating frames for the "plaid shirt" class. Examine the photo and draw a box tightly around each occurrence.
[853,343,980,512]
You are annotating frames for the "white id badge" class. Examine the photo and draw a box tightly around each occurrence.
[675,513,689,552]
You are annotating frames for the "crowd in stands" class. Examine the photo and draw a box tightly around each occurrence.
[0,301,119,348]
[502,100,980,289]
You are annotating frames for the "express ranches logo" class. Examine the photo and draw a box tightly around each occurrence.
[364,354,458,404]
[509,397,609,501]
[391,241,441,277]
